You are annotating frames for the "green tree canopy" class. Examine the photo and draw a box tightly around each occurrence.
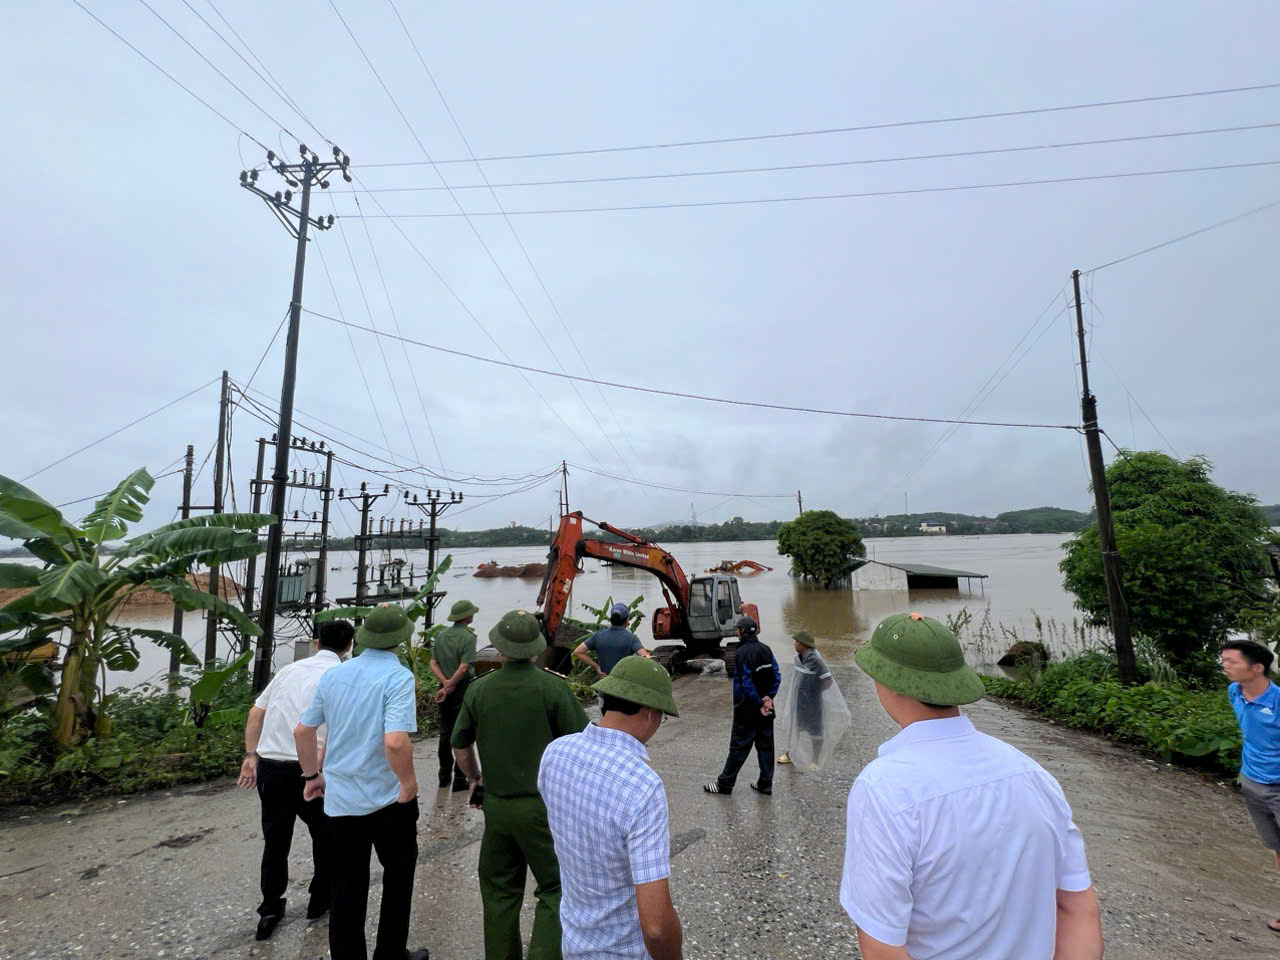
[777,510,865,588]
[1060,452,1272,675]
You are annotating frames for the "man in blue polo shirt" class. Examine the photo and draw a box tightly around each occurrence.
[1222,639,1280,932]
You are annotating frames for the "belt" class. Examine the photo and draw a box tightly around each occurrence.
[257,756,302,767]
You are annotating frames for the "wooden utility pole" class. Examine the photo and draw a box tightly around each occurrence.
[1072,269,1137,685]
[242,144,349,693]
[168,445,194,686]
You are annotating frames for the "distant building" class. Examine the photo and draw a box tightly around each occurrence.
[919,522,948,534]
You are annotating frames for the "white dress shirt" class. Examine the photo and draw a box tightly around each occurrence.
[253,649,342,761]
[840,715,1091,960]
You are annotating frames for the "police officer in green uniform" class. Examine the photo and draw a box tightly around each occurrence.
[430,598,480,790]
[452,609,588,960]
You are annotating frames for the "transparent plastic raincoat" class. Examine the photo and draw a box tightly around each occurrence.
[781,648,851,772]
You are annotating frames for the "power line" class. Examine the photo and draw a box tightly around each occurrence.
[335,216,419,465]
[348,120,1280,193]
[177,0,330,147]
[350,194,446,471]
[55,468,185,510]
[21,377,220,483]
[68,0,269,151]
[314,241,398,464]
[384,0,646,473]
[361,80,1280,168]
[568,463,792,499]
[1083,196,1280,273]
[304,307,1079,430]
[133,0,303,144]
[326,0,625,472]
[342,158,1280,218]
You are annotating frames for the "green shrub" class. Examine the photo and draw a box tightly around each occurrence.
[983,657,1241,776]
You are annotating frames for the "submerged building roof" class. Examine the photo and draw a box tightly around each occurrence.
[853,559,988,579]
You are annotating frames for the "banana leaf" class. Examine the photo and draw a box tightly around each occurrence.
[116,627,199,667]
[99,630,140,672]
[123,512,276,555]
[145,578,262,637]
[190,649,254,723]
[80,468,153,544]
[0,474,78,538]
[405,555,453,620]
[314,605,375,623]
[31,559,105,607]
[122,524,256,560]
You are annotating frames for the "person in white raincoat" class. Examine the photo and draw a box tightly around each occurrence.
[778,631,851,772]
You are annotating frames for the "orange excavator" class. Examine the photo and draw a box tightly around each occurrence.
[536,512,760,675]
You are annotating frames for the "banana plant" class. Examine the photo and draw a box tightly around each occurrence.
[0,469,274,747]
[314,554,453,690]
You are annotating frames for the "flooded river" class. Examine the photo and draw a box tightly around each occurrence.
[117,532,1085,687]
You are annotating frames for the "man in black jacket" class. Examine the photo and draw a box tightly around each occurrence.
[705,616,782,796]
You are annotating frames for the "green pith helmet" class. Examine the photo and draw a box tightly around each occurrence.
[593,655,679,717]
[448,599,480,622]
[488,609,546,660]
[356,604,413,650]
[854,612,985,706]
[793,630,818,650]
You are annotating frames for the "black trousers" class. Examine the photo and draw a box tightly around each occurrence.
[717,705,775,791]
[329,798,420,960]
[437,680,469,785]
[256,757,331,917]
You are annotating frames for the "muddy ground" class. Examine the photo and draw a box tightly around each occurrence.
[1,661,1275,959]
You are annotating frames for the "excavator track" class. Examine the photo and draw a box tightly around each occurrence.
[650,642,738,676]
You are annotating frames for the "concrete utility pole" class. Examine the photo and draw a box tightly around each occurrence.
[408,489,463,630]
[204,371,230,666]
[796,490,803,516]
[1072,269,1137,685]
[241,144,350,693]
[168,444,195,686]
[558,461,570,516]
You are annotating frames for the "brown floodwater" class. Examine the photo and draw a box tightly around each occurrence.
[113,532,1085,687]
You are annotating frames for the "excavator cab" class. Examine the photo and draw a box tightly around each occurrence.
[684,575,744,642]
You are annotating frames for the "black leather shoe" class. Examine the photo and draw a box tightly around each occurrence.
[255,908,284,941]
[451,777,469,792]
[305,896,329,920]
[438,772,451,789]
[406,949,430,960]
[750,782,772,795]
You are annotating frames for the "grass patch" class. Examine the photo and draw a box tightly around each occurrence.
[982,651,1241,776]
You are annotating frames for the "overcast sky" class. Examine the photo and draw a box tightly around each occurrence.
[3,1,1278,537]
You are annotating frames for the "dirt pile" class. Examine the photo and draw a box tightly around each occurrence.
[0,571,242,610]
[473,561,547,579]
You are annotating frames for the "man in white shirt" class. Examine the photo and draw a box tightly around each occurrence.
[237,619,352,941]
[840,612,1103,960]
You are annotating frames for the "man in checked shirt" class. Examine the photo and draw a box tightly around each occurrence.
[538,656,683,960]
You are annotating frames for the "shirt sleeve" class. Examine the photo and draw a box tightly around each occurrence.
[627,780,671,885]
[584,631,598,652]
[839,775,914,947]
[298,675,326,728]
[383,670,417,735]
[451,685,478,748]
[461,632,477,664]
[1039,771,1092,891]
[630,633,643,653]
[552,683,589,737]
[254,674,277,711]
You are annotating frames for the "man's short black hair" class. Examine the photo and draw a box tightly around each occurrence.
[600,693,643,716]
[610,612,627,626]
[1222,639,1275,673]
[317,620,355,653]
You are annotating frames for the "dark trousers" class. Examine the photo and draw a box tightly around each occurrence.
[479,795,562,960]
[717,705,775,792]
[256,757,331,917]
[329,799,420,960]
[437,680,469,785]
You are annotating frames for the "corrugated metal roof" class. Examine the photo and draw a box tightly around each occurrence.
[856,559,988,579]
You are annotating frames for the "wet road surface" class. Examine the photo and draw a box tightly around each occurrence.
[1,660,1275,959]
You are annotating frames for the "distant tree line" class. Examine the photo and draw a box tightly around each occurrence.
[856,507,1094,537]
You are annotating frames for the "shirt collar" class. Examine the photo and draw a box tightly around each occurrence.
[1242,681,1280,705]
[585,722,650,762]
[313,649,342,665]
[878,714,976,758]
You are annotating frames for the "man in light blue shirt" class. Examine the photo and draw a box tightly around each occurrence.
[1221,639,1280,932]
[295,605,428,960]
[572,602,648,678]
